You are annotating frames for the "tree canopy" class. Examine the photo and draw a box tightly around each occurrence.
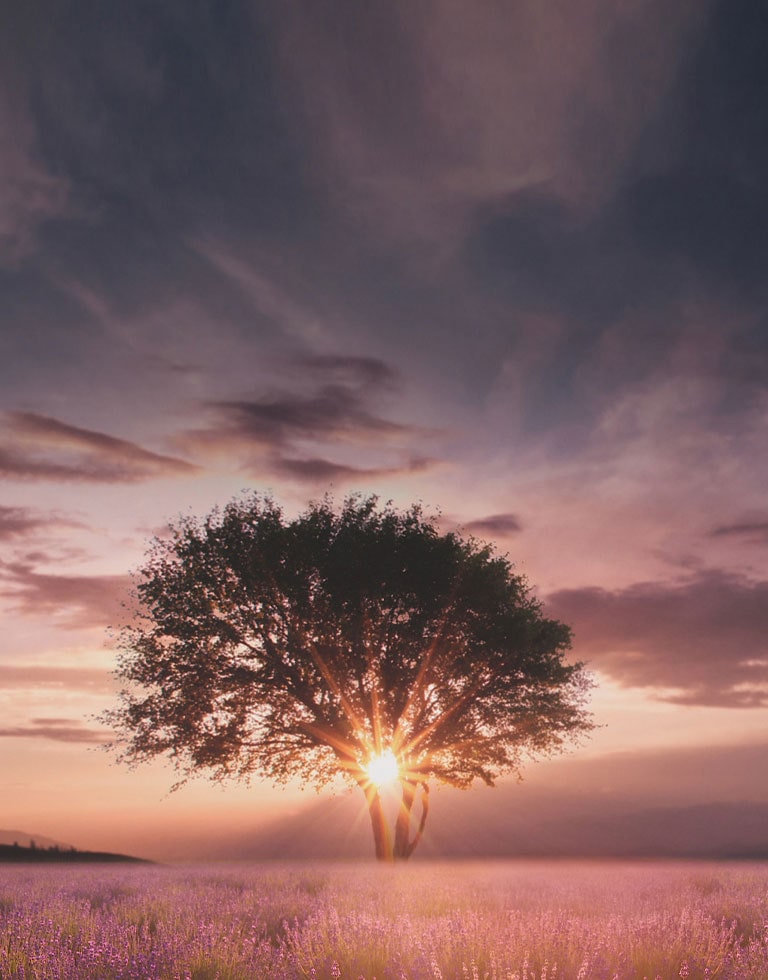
[105,493,593,860]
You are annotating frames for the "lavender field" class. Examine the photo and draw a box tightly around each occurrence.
[1,860,767,980]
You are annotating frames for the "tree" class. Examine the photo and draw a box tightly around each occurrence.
[105,494,593,861]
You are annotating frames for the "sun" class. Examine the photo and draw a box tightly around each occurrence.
[365,749,400,788]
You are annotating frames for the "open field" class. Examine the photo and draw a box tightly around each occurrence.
[0,860,767,979]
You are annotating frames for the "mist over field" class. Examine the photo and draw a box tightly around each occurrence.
[53,740,766,864]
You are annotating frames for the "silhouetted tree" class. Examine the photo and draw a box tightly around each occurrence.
[105,494,593,861]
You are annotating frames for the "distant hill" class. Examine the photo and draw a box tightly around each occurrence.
[0,832,151,864]
[0,829,73,850]
[0,842,151,863]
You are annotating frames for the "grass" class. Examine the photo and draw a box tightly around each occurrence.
[0,860,766,978]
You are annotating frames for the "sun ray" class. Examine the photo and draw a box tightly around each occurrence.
[398,676,486,761]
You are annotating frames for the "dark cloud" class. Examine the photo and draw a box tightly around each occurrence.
[272,454,436,485]
[0,718,109,743]
[0,0,741,426]
[2,1,308,221]
[0,1,762,437]
[201,387,416,448]
[454,0,768,435]
[0,665,113,693]
[617,0,768,297]
[198,354,404,449]
[0,412,198,483]
[179,357,439,484]
[0,0,321,416]
[464,513,523,538]
[547,571,768,708]
[0,0,315,316]
[0,564,130,629]
[709,521,768,544]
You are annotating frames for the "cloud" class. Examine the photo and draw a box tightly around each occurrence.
[0,412,198,483]
[0,564,130,629]
[196,352,411,449]
[293,354,398,389]
[273,0,704,240]
[464,513,523,538]
[179,354,440,484]
[0,718,110,744]
[201,387,413,449]
[0,93,69,265]
[547,570,768,707]
[0,665,113,693]
[709,521,768,545]
[611,1,768,300]
[0,506,58,541]
[273,454,436,485]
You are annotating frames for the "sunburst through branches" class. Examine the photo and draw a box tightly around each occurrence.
[364,749,400,789]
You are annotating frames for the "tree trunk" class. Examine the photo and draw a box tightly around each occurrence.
[361,778,430,861]
[394,779,430,860]
[363,783,393,862]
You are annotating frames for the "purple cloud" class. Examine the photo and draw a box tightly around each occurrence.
[0,563,130,629]
[547,570,768,708]
[0,412,198,483]
[178,354,440,484]
[272,454,436,485]
[0,506,56,540]
[464,513,523,538]
[191,387,418,451]
[0,718,110,744]
[709,521,768,544]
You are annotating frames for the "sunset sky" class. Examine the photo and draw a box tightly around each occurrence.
[2,1,768,860]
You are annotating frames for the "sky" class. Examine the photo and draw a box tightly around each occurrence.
[1,0,768,860]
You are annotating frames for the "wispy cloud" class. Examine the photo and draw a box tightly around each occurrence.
[179,353,440,484]
[273,1,705,241]
[463,513,523,538]
[547,570,768,708]
[709,521,768,544]
[293,354,398,389]
[0,665,113,693]
[0,94,69,265]
[0,718,110,743]
[0,506,70,541]
[0,412,198,483]
[273,454,436,485]
[200,387,412,449]
[0,564,130,629]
